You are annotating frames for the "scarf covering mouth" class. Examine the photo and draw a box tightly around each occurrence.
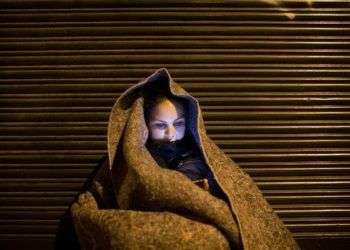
[145,138,193,166]
[70,68,300,250]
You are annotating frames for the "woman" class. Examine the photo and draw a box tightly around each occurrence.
[70,68,300,250]
[144,93,227,201]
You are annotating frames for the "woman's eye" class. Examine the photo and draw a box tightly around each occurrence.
[154,124,166,129]
[174,122,185,127]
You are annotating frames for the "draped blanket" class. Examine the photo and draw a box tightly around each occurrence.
[71,68,300,250]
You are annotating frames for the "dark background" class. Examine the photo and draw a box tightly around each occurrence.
[0,0,349,249]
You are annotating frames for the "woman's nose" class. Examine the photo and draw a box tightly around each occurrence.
[166,126,176,141]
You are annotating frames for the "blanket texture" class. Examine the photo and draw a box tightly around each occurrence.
[71,68,300,250]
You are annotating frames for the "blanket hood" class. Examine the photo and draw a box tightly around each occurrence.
[107,67,204,171]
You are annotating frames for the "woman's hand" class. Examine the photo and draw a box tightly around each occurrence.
[193,178,210,192]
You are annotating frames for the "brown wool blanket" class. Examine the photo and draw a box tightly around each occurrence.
[70,68,300,250]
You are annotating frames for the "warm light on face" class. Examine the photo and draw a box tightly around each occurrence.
[148,98,186,143]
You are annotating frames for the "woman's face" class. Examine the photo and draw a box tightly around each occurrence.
[148,98,186,143]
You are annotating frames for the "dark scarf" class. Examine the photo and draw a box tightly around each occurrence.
[146,137,193,169]
[146,136,227,201]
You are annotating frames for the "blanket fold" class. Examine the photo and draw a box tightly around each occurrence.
[71,68,300,250]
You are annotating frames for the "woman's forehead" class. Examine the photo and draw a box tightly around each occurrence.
[150,98,185,120]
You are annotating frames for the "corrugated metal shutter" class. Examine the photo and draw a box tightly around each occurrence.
[0,0,349,249]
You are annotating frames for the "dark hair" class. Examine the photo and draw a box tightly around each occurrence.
[143,92,185,125]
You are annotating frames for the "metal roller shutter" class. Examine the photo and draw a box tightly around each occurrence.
[0,0,349,249]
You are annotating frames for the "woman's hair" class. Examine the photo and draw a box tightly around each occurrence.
[143,92,185,125]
